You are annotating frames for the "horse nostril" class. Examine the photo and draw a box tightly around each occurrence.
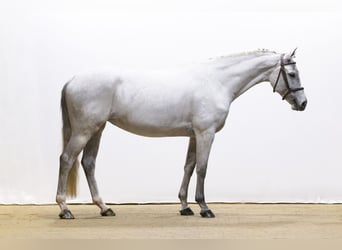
[301,100,307,110]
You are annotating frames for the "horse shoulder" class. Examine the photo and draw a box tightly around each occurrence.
[190,76,231,132]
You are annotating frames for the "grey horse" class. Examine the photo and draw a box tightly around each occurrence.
[56,49,307,219]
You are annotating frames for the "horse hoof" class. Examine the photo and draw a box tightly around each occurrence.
[200,209,215,218]
[59,209,75,219]
[179,207,194,216]
[101,208,116,216]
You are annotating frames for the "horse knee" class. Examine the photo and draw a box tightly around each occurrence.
[196,167,207,178]
[183,167,194,178]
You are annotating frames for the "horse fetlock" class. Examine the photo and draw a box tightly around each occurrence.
[178,188,187,200]
[92,196,103,205]
[195,195,205,204]
[56,194,66,204]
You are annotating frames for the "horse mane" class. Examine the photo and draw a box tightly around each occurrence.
[208,49,278,69]
[213,49,277,60]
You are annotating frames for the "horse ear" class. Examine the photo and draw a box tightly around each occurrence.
[290,47,298,57]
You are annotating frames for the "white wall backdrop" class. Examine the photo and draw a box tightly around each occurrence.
[1,0,341,204]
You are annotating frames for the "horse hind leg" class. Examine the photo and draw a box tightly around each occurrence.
[178,136,196,216]
[81,124,115,217]
[56,133,93,219]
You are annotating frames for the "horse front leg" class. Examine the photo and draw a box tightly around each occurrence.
[178,136,196,216]
[194,129,215,218]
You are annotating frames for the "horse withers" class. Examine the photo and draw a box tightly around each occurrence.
[56,49,307,219]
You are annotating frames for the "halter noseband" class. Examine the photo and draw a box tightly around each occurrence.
[273,55,304,100]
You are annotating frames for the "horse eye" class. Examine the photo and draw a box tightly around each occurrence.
[288,72,296,78]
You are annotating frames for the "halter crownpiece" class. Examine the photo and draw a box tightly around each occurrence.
[273,54,304,100]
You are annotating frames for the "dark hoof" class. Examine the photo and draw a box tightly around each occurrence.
[59,209,75,219]
[200,209,215,218]
[101,208,116,216]
[180,207,194,216]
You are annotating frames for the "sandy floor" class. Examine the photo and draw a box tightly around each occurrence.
[1,204,342,239]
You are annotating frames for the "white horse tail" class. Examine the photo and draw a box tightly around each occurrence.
[61,82,79,198]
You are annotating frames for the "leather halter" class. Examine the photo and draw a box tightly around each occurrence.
[273,55,304,100]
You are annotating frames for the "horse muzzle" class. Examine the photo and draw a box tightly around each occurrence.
[292,99,307,111]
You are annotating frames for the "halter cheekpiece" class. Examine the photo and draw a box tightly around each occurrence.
[273,55,304,100]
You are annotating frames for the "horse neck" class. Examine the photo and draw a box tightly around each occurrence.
[212,53,280,100]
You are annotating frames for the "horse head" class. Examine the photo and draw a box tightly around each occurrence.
[272,48,307,111]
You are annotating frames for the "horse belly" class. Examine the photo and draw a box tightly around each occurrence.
[110,94,194,137]
[109,102,194,137]
[110,119,194,137]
